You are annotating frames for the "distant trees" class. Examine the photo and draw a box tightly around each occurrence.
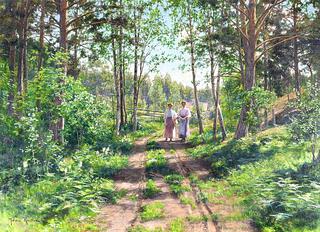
[0,0,319,140]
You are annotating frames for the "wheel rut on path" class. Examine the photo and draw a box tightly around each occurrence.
[159,141,216,232]
[159,140,256,232]
[96,138,147,232]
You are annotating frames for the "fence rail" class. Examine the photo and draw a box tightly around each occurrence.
[127,108,164,121]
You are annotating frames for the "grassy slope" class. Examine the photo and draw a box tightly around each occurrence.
[188,126,320,232]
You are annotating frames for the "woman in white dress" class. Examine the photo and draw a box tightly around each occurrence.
[178,101,191,142]
[164,103,177,142]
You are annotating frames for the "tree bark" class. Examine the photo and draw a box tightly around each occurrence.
[52,0,68,142]
[17,0,29,96]
[214,70,226,141]
[5,0,17,116]
[112,29,121,135]
[23,0,30,93]
[59,0,68,74]
[187,2,203,134]
[235,0,256,139]
[119,40,125,127]
[133,7,139,131]
[293,0,301,96]
[236,6,245,87]
[38,0,45,70]
[207,11,227,141]
[133,50,139,128]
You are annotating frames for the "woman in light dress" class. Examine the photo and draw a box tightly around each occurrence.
[164,103,177,142]
[178,101,191,142]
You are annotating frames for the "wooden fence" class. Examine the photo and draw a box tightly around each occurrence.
[127,108,164,122]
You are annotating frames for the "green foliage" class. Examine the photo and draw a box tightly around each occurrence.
[128,225,164,232]
[186,214,209,223]
[164,174,190,195]
[143,179,161,198]
[221,76,276,132]
[290,81,320,161]
[245,87,276,130]
[0,62,135,230]
[188,127,320,231]
[146,140,162,150]
[168,218,185,232]
[146,149,168,173]
[164,174,184,185]
[179,196,196,209]
[0,144,128,226]
[140,202,165,222]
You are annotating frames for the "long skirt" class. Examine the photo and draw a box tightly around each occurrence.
[179,118,190,139]
[164,117,175,139]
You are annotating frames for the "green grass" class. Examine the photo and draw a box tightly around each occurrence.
[186,214,209,223]
[140,202,165,222]
[146,140,162,150]
[168,218,185,232]
[143,179,161,198]
[146,149,168,174]
[188,126,320,232]
[179,196,196,209]
[128,225,164,232]
[164,174,190,195]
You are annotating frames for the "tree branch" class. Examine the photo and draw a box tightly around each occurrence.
[229,18,249,42]
[255,35,299,64]
[67,11,95,27]
[255,0,286,37]
[231,4,250,19]
[256,34,296,49]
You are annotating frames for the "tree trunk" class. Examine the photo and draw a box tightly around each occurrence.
[23,1,29,92]
[53,0,68,142]
[187,2,203,134]
[122,54,127,124]
[118,0,125,128]
[216,73,227,141]
[207,14,226,141]
[235,0,256,139]
[112,30,121,135]
[263,21,269,129]
[59,0,68,75]
[6,0,17,116]
[293,0,301,96]
[133,12,139,131]
[72,3,79,79]
[38,0,45,70]
[133,8,139,131]
[236,6,245,87]
[119,39,125,128]
[17,0,28,96]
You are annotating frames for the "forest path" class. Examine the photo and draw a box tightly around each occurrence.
[160,140,256,232]
[96,137,256,232]
[96,138,148,231]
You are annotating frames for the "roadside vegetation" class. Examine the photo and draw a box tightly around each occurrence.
[188,126,320,232]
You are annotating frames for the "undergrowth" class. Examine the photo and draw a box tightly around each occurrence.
[188,126,320,232]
